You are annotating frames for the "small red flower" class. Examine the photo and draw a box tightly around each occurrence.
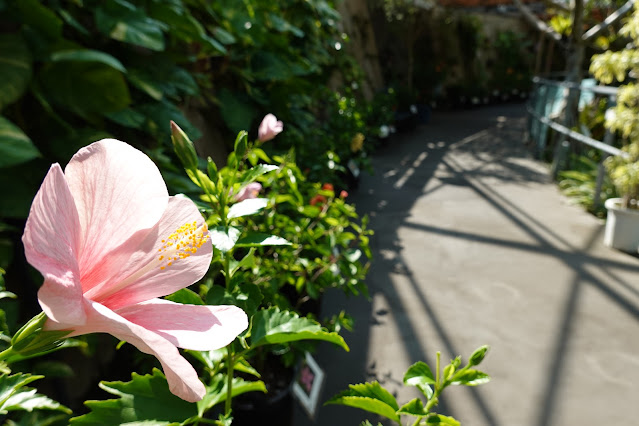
[310,195,327,206]
[340,190,348,199]
[322,183,334,191]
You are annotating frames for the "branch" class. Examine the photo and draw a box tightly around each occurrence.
[512,0,562,42]
[582,0,635,42]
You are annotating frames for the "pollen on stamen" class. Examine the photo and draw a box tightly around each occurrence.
[157,220,209,271]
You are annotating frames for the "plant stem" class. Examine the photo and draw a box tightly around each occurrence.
[435,351,440,390]
[0,347,14,363]
[225,344,234,416]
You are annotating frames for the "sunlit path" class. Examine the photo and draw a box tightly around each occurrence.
[295,104,639,426]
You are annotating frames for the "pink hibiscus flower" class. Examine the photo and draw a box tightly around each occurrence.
[233,182,262,202]
[258,114,283,142]
[22,139,248,402]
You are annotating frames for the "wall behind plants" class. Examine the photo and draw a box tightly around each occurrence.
[368,3,535,107]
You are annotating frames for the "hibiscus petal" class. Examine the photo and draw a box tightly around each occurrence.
[116,299,248,351]
[91,196,212,310]
[22,164,85,325]
[64,139,169,291]
[62,300,206,402]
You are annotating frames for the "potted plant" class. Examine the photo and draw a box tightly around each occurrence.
[590,5,639,252]
[603,142,639,252]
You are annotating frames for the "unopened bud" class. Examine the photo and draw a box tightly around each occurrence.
[468,345,489,366]
[11,312,71,358]
[170,121,199,171]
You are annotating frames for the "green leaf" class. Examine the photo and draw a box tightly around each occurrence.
[397,397,428,417]
[449,369,490,386]
[248,307,349,351]
[230,248,255,276]
[186,169,216,195]
[104,108,146,129]
[206,282,262,319]
[0,373,42,409]
[95,1,167,51]
[196,374,266,417]
[0,291,16,300]
[269,14,304,37]
[233,130,248,159]
[235,233,291,247]
[69,369,197,425]
[0,34,32,111]
[3,389,71,414]
[127,63,198,101]
[50,49,126,73]
[209,226,241,252]
[14,0,62,40]
[0,116,40,168]
[137,100,201,143]
[211,27,236,45]
[218,89,256,135]
[325,381,399,422]
[39,62,131,118]
[48,128,111,163]
[404,361,435,399]
[425,413,461,425]
[239,164,279,187]
[164,288,203,305]
[228,198,268,219]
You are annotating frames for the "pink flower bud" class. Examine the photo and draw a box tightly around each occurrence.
[258,114,283,142]
[234,182,262,202]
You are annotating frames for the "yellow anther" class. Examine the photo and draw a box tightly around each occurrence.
[156,220,209,271]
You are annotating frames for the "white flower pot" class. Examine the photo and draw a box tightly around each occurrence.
[604,197,639,252]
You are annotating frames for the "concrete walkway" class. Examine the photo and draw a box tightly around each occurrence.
[293,104,639,426]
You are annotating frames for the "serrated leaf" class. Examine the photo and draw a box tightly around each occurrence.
[248,307,348,351]
[196,374,266,417]
[397,397,427,417]
[164,288,203,305]
[425,413,461,425]
[50,49,126,73]
[209,226,241,252]
[449,369,490,386]
[69,369,197,425]
[235,233,291,247]
[404,361,435,399]
[3,389,71,414]
[227,198,268,219]
[325,381,400,422]
[0,34,32,111]
[0,373,43,409]
[0,116,40,168]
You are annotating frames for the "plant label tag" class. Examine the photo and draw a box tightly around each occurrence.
[292,352,325,419]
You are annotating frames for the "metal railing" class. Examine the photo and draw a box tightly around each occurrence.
[526,76,624,207]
